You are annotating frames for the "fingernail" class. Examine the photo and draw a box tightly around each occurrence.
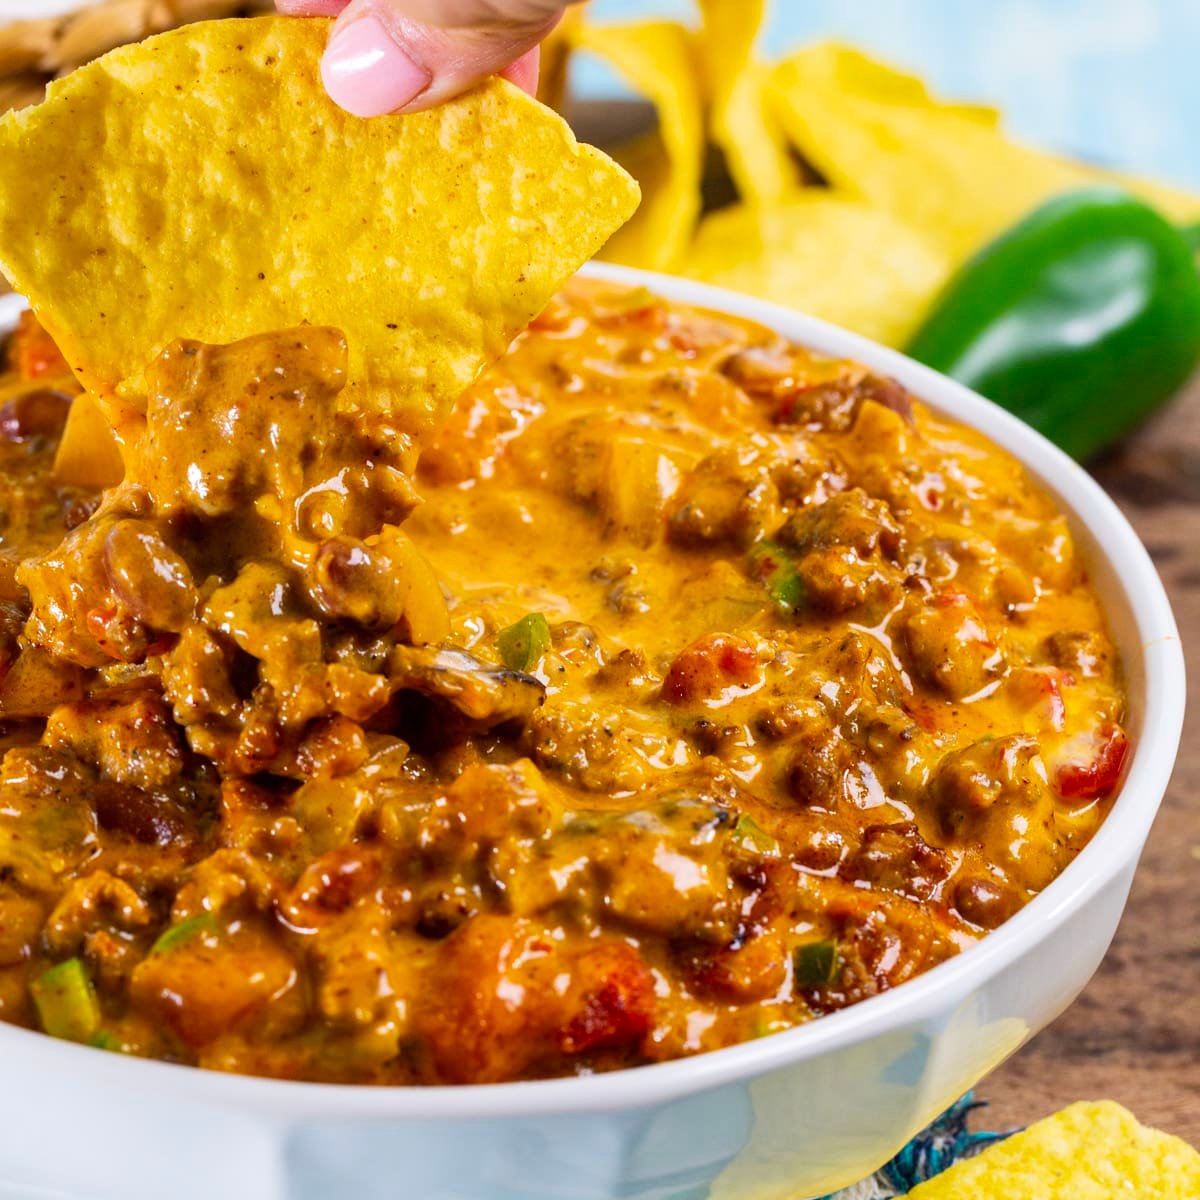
[321,15,431,117]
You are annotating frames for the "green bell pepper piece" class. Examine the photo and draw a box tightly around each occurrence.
[747,541,806,616]
[150,913,217,955]
[497,612,552,672]
[793,939,839,987]
[906,187,1200,460]
[730,813,781,857]
[31,958,101,1043]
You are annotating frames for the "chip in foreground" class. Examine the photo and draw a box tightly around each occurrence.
[906,1101,1200,1198]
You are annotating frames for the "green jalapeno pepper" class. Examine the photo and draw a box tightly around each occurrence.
[906,187,1200,460]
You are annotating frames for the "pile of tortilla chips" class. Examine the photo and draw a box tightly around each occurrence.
[565,2,1200,347]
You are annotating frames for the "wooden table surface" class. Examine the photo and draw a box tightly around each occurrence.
[981,376,1200,1146]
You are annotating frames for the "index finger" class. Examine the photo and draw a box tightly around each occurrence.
[275,1,350,15]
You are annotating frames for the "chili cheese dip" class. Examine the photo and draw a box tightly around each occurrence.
[0,281,1126,1084]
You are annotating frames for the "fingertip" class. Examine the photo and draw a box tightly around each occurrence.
[499,46,542,98]
[321,14,432,118]
[276,0,350,14]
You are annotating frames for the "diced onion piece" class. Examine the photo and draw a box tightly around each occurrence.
[52,392,124,489]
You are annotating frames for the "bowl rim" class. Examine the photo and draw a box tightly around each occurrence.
[0,265,1185,1119]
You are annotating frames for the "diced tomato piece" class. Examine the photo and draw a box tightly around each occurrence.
[932,589,973,612]
[9,311,70,381]
[1009,666,1075,731]
[417,918,655,1082]
[662,633,759,704]
[592,289,667,332]
[1055,722,1129,800]
[84,605,119,643]
[668,329,699,356]
[624,302,667,332]
[84,605,134,662]
[84,603,155,662]
[528,294,574,332]
[559,942,656,1055]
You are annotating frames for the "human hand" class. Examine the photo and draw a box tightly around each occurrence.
[275,0,579,117]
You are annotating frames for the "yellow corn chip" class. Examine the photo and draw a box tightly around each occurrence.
[696,0,799,204]
[1102,169,1200,225]
[769,43,1200,261]
[687,194,950,346]
[570,20,703,272]
[783,42,1001,124]
[907,1101,1200,1199]
[0,16,638,440]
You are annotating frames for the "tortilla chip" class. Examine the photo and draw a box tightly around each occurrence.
[769,43,1200,261]
[1101,169,1200,226]
[0,16,638,439]
[687,194,950,346]
[696,0,798,204]
[782,42,1001,125]
[570,20,703,272]
[907,1101,1200,1199]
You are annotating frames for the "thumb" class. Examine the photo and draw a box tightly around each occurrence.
[318,0,570,117]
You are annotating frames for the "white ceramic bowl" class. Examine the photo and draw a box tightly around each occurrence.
[0,267,1184,1200]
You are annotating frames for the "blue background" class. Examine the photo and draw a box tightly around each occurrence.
[578,0,1200,190]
